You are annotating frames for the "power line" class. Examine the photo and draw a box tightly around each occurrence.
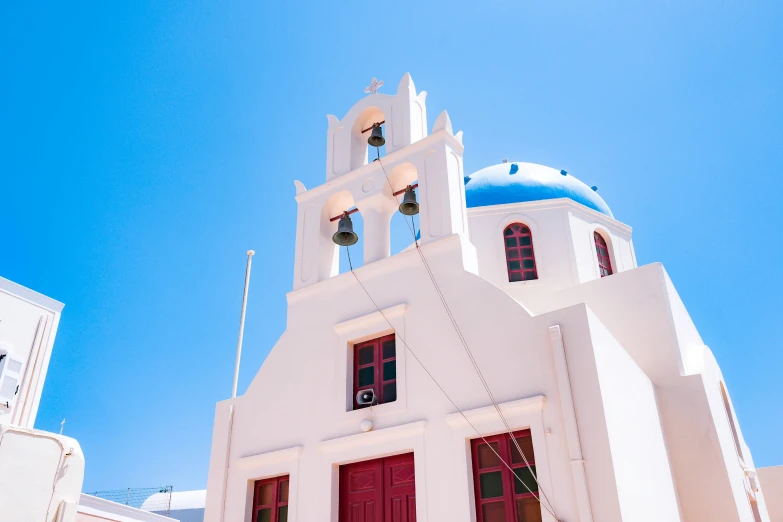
[345,246,559,520]
[371,150,557,516]
[345,145,561,519]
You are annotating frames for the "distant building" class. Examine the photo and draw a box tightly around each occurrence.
[143,490,206,522]
[203,74,781,522]
[77,494,177,522]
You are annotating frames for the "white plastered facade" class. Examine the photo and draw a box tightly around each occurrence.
[0,275,64,427]
[0,277,87,522]
[204,74,777,522]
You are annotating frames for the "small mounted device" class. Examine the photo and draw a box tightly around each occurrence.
[356,389,378,407]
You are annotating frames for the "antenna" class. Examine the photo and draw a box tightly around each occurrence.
[232,250,255,398]
[60,418,65,435]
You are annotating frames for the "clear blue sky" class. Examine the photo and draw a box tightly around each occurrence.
[2,1,781,492]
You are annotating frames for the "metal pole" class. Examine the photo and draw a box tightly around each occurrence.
[167,486,173,516]
[232,250,255,398]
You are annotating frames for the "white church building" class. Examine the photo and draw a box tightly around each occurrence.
[201,74,781,522]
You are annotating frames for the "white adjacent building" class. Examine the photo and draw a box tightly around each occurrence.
[0,276,64,427]
[0,276,86,522]
[201,73,778,522]
[0,277,192,522]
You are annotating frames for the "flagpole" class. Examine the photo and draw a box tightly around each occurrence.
[232,250,255,398]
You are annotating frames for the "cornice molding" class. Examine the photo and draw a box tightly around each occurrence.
[468,198,632,234]
[319,420,426,454]
[445,395,546,428]
[236,445,303,470]
[0,276,64,313]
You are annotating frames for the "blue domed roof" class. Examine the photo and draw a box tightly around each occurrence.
[465,162,613,217]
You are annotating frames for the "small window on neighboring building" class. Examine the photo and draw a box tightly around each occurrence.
[252,475,289,522]
[504,224,538,282]
[594,231,613,277]
[353,334,397,410]
[471,430,541,522]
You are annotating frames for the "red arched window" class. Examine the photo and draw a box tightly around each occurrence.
[504,224,538,282]
[594,232,613,277]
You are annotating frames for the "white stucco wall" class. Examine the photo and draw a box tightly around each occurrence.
[527,262,770,521]
[586,310,681,522]
[0,425,85,522]
[759,466,783,522]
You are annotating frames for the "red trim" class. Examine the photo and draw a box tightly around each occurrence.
[330,208,360,222]
[392,183,419,197]
[361,120,386,133]
[251,475,289,522]
[503,224,538,282]
[353,334,397,410]
[594,232,613,277]
[471,431,541,522]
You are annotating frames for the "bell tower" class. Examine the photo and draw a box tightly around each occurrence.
[292,73,468,291]
[325,74,427,179]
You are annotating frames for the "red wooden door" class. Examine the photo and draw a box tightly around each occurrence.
[384,453,416,522]
[340,453,415,522]
[340,458,383,522]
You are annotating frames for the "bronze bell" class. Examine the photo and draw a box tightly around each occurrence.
[332,213,359,246]
[368,123,385,148]
[399,186,419,216]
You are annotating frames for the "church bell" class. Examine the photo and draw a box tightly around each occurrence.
[367,124,385,148]
[332,213,359,246]
[399,186,419,216]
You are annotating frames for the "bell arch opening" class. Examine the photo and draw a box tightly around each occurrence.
[351,106,386,171]
[320,191,363,278]
[337,211,364,273]
[387,162,420,255]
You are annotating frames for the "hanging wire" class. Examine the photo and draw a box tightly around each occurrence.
[351,147,561,519]
[345,246,354,271]
[344,244,559,520]
[372,149,557,516]
[376,149,545,459]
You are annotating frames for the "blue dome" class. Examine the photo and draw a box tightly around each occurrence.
[465,162,613,217]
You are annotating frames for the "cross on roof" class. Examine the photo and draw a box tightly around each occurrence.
[364,77,384,95]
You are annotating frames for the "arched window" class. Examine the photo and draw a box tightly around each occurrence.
[594,232,613,277]
[504,223,538,282]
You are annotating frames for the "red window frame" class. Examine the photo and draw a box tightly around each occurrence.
[503,224,538,282]
[251,475,289,522]
[339,453,416,522]
[353,334,397,410]
[471,430,542,522]
[594,232,613,277]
